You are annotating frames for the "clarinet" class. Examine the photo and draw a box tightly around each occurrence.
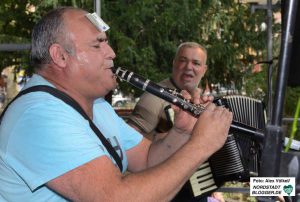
[112,66,264,140]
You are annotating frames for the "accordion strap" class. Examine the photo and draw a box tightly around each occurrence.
[0,85,123,172]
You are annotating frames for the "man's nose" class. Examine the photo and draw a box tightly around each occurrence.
[104,43,116,59]
[185,61,193,70]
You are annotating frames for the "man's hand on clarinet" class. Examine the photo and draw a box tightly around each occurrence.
[191,103,233,156]
[171,87,215,136]
[170,86,232,157]
[171,88,202,135]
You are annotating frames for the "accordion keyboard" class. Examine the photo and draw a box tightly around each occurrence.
[189,161,218,197]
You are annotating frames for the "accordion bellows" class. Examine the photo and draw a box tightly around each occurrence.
[187,95,266,199]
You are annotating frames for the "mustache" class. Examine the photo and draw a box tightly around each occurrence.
[106,61,114,69]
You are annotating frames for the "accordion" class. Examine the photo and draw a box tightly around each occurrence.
[176,95,266,201]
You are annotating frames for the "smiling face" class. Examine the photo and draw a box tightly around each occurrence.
[62,10,117,98]
[172,46,207,92]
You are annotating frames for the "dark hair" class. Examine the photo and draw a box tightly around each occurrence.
[30,7,82,69]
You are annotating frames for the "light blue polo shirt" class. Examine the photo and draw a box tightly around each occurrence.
[0,74,143,201]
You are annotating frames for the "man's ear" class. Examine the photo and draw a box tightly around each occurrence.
[172,59,176,67]
[49,44,68,68]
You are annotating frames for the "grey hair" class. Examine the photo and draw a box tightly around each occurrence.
[30,7,82,69]
[174,42,207,64]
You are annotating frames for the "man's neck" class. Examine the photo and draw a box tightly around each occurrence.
[169,77,181,91]
[37,71,95,119]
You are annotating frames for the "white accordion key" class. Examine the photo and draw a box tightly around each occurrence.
[189,162,218,197]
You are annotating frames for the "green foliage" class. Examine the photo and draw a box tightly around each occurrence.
[0,0,286,104]
[0,0,93,74]
[0,1,33,73]
[243,66,267,100]
[283,87,300,139]
[0,0,268,82]
[285,87,300,116]
[102,0,268,95]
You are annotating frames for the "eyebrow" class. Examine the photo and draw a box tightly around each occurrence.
[96,36,108,43]
[179,56,202,63]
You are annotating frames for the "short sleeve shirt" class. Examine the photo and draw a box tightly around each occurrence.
[127,78,177,134]
[0,74,143,201]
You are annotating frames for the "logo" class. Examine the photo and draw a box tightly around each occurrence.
[283,185,293,196]
[250,177,295,196]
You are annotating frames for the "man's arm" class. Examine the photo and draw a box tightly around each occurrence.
[47,141,202,202]
[47,104,232,201]
[129,89,216,169]
[128,92,168,140]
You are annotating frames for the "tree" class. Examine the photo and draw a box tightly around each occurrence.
[0,0,269,89]
[100,1,272,96]
[1,0,298,118]
[0,0,93,75]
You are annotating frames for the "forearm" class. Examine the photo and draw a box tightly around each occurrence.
[48,141,209,202]
[147,127,191,167]
[121,140,209,201]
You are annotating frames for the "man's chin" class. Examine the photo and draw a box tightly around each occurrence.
[111,80,118,90]
[183,83,197,92]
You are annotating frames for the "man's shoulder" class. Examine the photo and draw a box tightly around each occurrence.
[136,78,174,105]
[158,78,174,88]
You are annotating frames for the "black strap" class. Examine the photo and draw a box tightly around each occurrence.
[0,85,123,171]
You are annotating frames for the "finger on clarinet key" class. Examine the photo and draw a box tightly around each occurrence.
[201,79,214,101]
[201,91,214,102]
